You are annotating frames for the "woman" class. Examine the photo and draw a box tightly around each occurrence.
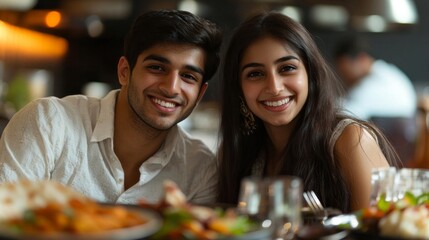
[217,12,400,213]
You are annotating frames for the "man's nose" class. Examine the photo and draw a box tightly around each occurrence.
[160,72,180,96]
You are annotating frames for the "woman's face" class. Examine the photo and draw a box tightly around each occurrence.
[240,36,308,129]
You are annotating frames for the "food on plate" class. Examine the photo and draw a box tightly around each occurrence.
[0,180,147,235]
[0,179,88,220]
[357,191,429,239]
[379,205,429,238]
[139,180,256,239]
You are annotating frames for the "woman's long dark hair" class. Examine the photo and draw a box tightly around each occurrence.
[217,12,400,213]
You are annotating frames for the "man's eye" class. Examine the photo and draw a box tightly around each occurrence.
[181,73,197,82]
[147,65,164,71]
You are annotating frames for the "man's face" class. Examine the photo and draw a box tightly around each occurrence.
[336,56,361,89]
[118,43,207,131]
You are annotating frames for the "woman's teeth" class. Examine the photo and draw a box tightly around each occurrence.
[264,98,290,107]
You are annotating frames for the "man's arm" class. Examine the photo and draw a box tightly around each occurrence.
[0,99,62,182]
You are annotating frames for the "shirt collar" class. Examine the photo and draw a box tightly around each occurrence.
[91,90,119,142]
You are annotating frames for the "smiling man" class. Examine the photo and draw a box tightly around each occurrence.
[0,10,223,205]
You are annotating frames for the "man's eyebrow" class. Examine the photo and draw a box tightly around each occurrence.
[144,54,169,63]
[185,65,205,76]
[241,55,300,72]
[143,54,205,76]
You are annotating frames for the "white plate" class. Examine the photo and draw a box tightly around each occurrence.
[0,205,162,240]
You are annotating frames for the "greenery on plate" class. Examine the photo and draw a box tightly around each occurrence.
[150,206,256,240]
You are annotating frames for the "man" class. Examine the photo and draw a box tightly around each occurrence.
[0,10,223,205]
[334,36,416,120]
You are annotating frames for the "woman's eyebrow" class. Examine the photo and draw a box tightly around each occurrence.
[241,62,263,72]
[274,55,299,64]
[241,55,300,72]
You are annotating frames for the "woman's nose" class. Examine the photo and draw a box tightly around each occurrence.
[265,72,283,95]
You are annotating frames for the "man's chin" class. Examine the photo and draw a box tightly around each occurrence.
[149,121,177,132]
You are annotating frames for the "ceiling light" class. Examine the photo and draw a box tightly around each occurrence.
[389,0,418,24]
[348,0,418,31]
[280,6,302,23]
[86,15,104,38]
[310,5,348,29]
[178,0,200,15]
[0,0,36,10]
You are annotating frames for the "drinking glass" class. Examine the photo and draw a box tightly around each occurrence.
[395,168,429,199]
[370,167,429,206]
[237,176,303,240]
[370,167,397,205]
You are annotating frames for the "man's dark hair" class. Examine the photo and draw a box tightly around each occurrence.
[123,10,223,83]
[334,35,370,59]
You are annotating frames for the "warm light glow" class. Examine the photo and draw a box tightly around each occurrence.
[0,20,68,61]
[45,11,61,28]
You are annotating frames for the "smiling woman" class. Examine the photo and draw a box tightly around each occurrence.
[216,11,401,214]
[240,36,308,130]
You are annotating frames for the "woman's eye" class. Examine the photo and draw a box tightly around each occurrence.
[247,71,263,78]
[280,65,296,72]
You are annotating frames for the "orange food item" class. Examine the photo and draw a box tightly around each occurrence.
[0,180,147,235]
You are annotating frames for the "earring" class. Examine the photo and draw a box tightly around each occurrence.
[240,98,256,135]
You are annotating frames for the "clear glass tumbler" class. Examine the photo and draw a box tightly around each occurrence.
[237,176,303,240]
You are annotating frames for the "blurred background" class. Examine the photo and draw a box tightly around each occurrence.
[1,0,428,155]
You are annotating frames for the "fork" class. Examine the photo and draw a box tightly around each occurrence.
[303,191,327,221]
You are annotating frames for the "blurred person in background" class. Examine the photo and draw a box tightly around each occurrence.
[334,35,417,121]
[335,36,418,163]
[216,12,400,213]
[0,10,223,205]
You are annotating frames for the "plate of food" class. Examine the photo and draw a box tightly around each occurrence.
[322,191,429,240]
[138,180,272,240]
[0,180,162,240]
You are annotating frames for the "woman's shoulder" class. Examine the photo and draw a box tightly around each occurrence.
[329,119,358,150]
[332,118,377,140]
[329,118,379,158]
